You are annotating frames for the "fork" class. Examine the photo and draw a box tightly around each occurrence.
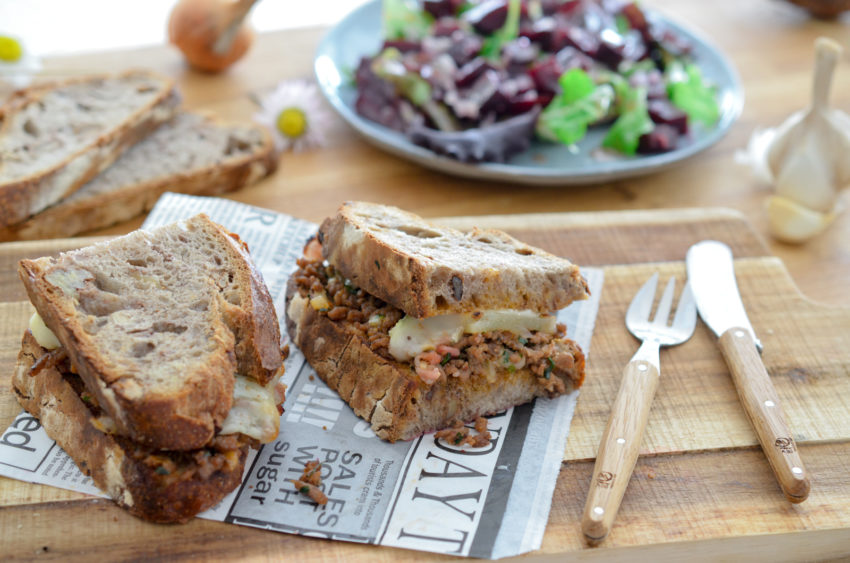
[581,273,697,543]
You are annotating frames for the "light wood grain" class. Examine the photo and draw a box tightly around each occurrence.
[718,328,811,503]
[581,358,660,542]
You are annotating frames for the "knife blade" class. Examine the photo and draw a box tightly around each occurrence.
[686,240,810,503]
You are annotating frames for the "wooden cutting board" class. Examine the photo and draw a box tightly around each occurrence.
[0,208,848,562]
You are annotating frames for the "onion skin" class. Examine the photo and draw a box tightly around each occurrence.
[168,0,255,73]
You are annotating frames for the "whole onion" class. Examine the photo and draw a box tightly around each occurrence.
[168,0,257,73]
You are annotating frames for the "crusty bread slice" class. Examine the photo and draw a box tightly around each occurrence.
[285,279,585,442]
[12,330,249,523]
[319,202,590,318]
[0,113,277,241]
[0,70,180,228]
[17,214,283,450]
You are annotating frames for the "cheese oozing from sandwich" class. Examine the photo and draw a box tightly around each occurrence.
[28,312,282,444]
[219,374,282,443]
[388,309,557,362]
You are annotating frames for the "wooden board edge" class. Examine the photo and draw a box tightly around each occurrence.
[434,207,753,232]
[0,235,111,254]
[534,527,850,563]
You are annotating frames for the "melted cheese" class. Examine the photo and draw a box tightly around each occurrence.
[219,374,282,443]
[388,310,557,362]
[29,313,61,350]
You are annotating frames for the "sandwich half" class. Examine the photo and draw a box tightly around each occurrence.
[286,202,588,442]
[13,213,286,521]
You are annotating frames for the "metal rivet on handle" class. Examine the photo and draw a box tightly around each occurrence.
[637,364,648,372]
[765,400,775,407]
[792,467,803,476]
[593,507,604,516]
[735,330,745,338]
[616,438,626,445]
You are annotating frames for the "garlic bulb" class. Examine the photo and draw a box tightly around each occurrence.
[747,38,850,243]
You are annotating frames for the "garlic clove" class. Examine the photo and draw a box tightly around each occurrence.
[773,125,838,212]
[763,38,850,213]
[766,194,837,243]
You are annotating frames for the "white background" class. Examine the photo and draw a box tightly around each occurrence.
[0,0,370,56]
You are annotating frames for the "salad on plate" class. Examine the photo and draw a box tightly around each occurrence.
[353,0,722,163]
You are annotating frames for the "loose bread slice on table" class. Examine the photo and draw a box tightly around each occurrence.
[0,113,277,241]
[286,280,585,442]
[17,214,283,451]
[0,70,180,228]
[319,202,590,318]
[12,331,249,523]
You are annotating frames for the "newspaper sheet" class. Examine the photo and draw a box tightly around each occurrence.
[0,193,603,559]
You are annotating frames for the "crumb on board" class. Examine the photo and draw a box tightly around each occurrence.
[291,479,328,505]
[291,459,327,505]
[434,417,491,448]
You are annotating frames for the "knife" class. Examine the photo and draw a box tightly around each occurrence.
[686,241,810,503]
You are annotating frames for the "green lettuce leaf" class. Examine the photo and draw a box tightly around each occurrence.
[602,85,653,155]
[668,63,720,126]
[383,0,434,40]
[536,75,614,146]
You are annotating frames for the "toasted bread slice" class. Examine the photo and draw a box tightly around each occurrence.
[18,214,283,450]
[285,260,585,442]
[319,202,589,318]
[12,330,250,523]
[0,70,180,227]
[0,113,277,241]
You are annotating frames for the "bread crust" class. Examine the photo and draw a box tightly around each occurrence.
[17,214,283,450]
[319,202,589,318]
[12,331,248,523]
[0,117,277,242]
[0,70,180,228]
[285,279,585,442]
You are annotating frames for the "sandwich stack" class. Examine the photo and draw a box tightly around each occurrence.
[286,202,589,442]
[11,213,287,522]
[0,70,277,241]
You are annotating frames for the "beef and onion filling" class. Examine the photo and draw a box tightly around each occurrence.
[292,239,585,394]
[42,353,255,484]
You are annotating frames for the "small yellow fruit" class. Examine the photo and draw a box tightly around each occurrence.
[0,36,23,63]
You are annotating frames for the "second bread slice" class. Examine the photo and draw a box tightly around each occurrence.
[0,70,180,227]
[0,113,277,241]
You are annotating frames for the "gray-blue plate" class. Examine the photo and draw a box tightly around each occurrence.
[314,0,743,186]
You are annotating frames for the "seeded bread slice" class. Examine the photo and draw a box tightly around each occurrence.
[0,70,180,228]
[319,202,590,318]
[285,281,585,442]
[17,214,283,450]
[12,331,249,523]
[0,113,277,241]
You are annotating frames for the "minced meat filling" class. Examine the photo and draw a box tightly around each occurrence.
[293,251,584,394]
[61,360,251,484]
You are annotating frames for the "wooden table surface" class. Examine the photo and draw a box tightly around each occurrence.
[34,0,850,308]
[3,0,850,560]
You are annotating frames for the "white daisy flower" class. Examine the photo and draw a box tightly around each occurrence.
[0,34,41,89]
[254,79,331,152]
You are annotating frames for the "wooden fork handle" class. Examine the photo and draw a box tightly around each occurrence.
[718,327,811,502]
[582,358,659,543]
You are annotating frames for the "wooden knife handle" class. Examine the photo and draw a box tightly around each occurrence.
[582,358,659,543]
[718,327,811,502]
